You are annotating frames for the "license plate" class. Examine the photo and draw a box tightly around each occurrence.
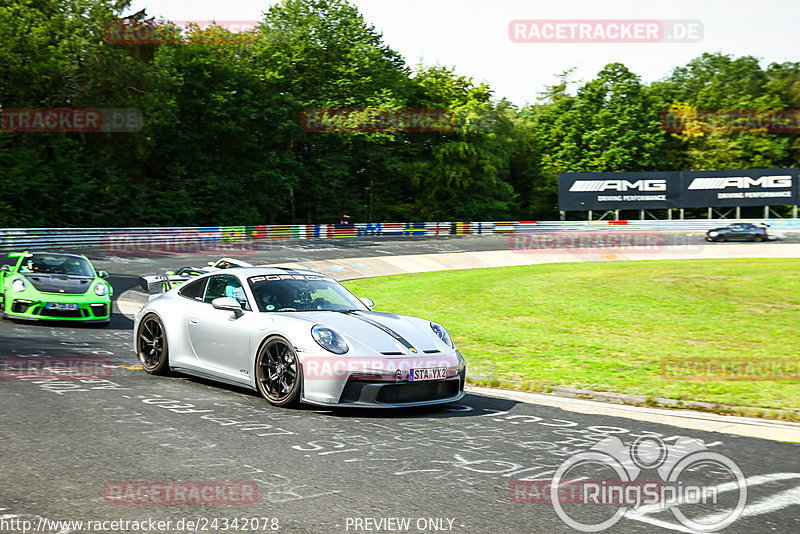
[46,303,78,311]
[409,367,447,381]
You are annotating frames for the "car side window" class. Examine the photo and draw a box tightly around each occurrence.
[178,278,208,301]
[203,274,249,310]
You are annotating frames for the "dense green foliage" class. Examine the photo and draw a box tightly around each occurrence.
[2,0,799,226]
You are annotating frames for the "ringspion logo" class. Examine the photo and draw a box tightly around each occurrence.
[510,436,746,532]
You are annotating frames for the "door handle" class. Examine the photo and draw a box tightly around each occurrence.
[189,317,199,325]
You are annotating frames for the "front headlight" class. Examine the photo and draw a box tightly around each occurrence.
[456,349,467,370]
[311,325,349,354]
[11,278,27,292]
[430,322,454,348]
[94,283,108,297]
[708,231,718,237]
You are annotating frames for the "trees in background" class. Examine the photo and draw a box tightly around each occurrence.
[648,53,795,172]
[1,0,798,226]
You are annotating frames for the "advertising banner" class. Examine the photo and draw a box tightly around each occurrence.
[680,168,798,208]
[559,168,799,211]
[558,171,681,211]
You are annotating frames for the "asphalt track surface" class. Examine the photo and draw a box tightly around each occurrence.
[1,235,799,534]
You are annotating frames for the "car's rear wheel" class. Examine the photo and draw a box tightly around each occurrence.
[255,336,301,407]
[137,314,169,375]
[753,235,764,242]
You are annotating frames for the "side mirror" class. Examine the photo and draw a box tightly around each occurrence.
[208,261,215,266]
[97,270,109,279]
[360,297,375,310]
[1,265,10,272]
[212,296,244,318]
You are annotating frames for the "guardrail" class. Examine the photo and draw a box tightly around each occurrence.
[1,219,799,252]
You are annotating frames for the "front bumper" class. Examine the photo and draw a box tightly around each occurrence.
[302,368,467,408]
[3,296,111,322]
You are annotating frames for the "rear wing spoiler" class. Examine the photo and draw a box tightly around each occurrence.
[138,267,205,294]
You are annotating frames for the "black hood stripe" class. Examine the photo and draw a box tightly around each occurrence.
[345,312,418,353]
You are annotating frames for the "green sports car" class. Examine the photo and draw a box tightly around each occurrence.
[0,251,113,324]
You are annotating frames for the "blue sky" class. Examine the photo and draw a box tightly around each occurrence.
[125,0,800,106]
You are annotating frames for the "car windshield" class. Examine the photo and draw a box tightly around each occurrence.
[19,254,95,277]
[248,274,367,312]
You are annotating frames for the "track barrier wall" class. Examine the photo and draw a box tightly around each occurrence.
[1,219,799,252]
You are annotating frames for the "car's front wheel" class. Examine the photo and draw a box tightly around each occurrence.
[255,336,302,407]
[714,235,726,242]
[136,314,169,375]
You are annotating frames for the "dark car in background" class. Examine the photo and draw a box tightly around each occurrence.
[706,223,769,242]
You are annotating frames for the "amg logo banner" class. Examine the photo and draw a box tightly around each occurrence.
[569,180,667,192]
[687,175,792,190]
[681,168,799,208]
[559,168,798,210]
[559,171,681,210]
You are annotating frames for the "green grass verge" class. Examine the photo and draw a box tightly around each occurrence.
[345,259,800,415]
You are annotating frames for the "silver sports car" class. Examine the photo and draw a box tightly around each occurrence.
[133,267,466,407]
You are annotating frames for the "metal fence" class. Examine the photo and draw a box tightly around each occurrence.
[1,219,799,252]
